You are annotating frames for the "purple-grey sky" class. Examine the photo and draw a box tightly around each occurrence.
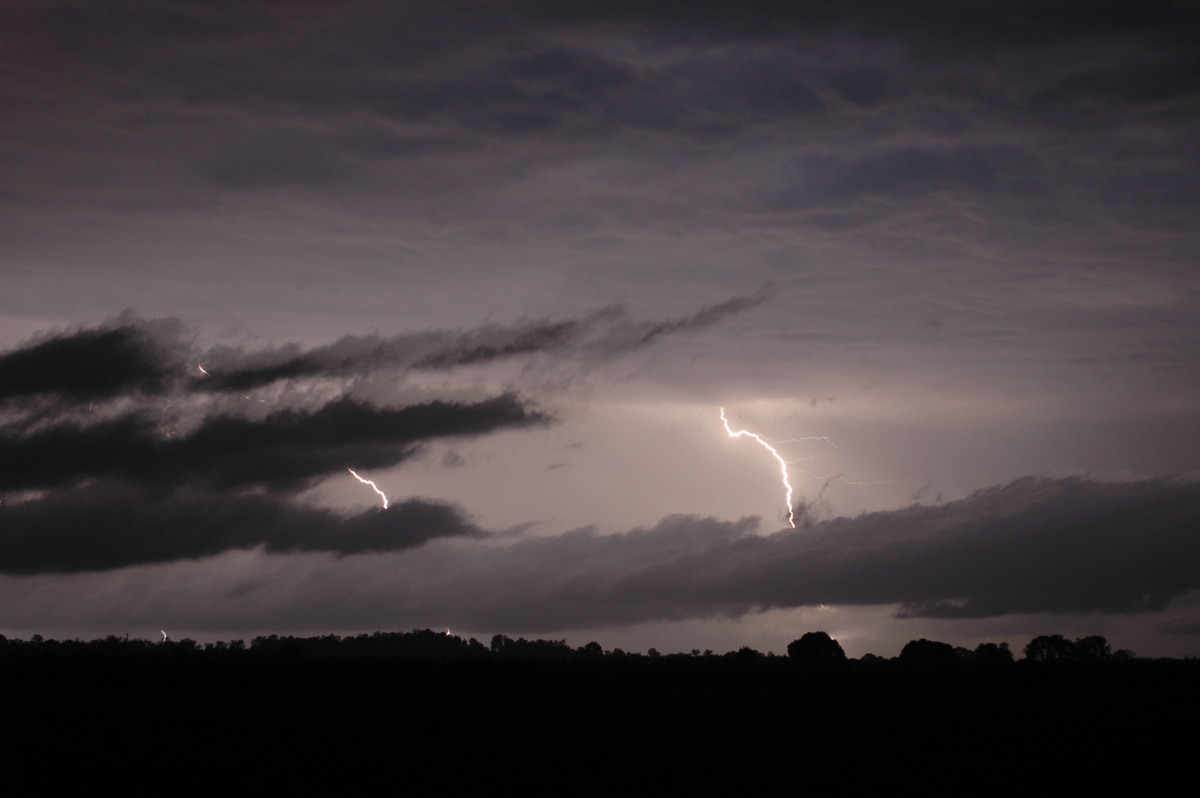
[2,1,1198,656]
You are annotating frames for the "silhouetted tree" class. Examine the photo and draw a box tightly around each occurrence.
[1024,634,1077,662]
[899,638,958,665]
[787,631,847,664]
[972,642,1014,666]
[1074,635,1112,661]
[729,646,763,663]
[579,641,604,658]
[494,637,573,659]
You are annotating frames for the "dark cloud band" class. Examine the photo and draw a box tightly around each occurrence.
[0,394,548,493]
[0,325,169,403]
[0,482,480,574]
[373,475,1200,631]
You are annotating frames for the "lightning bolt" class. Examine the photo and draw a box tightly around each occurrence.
[720,407,796,528]
[347,467,389,509]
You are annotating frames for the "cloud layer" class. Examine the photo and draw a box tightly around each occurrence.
[10,474,1191,636]
[354,475,1200,632]
[0,298,763,573]
[0,395,545,492]
[1,3,1197,654]
[0,484,479,574]
[0,294,766,405]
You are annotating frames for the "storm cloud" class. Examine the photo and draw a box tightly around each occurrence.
[373,475,1200,631]
[0,296,761,576]
[14,474,1192,635]
[0,324,172,404]
[0,394,547,492]
[0,482,479,574]
[2,2,1197,655]
[0,294,766,402]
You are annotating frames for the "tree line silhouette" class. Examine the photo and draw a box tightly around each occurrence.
[3,627,1194,789]
[0,628,1154,671]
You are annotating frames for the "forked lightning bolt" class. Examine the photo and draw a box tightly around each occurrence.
[720,407,796,528]
[347,467,389,509]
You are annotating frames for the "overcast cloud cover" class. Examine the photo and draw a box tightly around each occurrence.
[1,1,1197,655]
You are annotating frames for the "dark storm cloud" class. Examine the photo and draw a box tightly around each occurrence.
[708,475,1200,619]
[0,394,546,493]
[0,324,170,403]
[0,296,760,574]
[8,1,1194,166]
[398,476,1200,631]
[524,0,1194,53]
[4,0,1195,288]
[0,313,192,407]
[0,482,480,574]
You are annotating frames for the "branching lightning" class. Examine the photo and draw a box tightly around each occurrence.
[766,434,838,447]
[347,467,389,509]
[794,470,897,489]
[719,409,889,525]
[720,407,796,528]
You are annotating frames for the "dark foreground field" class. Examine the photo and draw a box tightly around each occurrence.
[3,633,1196,790]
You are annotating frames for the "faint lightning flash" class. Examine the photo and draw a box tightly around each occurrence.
[347,467,389,509]
[764,433,837,447]
[795,470,896,489]
[720,407,796,528]
[197,363,266,402]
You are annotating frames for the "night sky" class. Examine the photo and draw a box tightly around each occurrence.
[2,1,1198,657]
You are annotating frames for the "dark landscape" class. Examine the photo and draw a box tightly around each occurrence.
[5,629,1195,787]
